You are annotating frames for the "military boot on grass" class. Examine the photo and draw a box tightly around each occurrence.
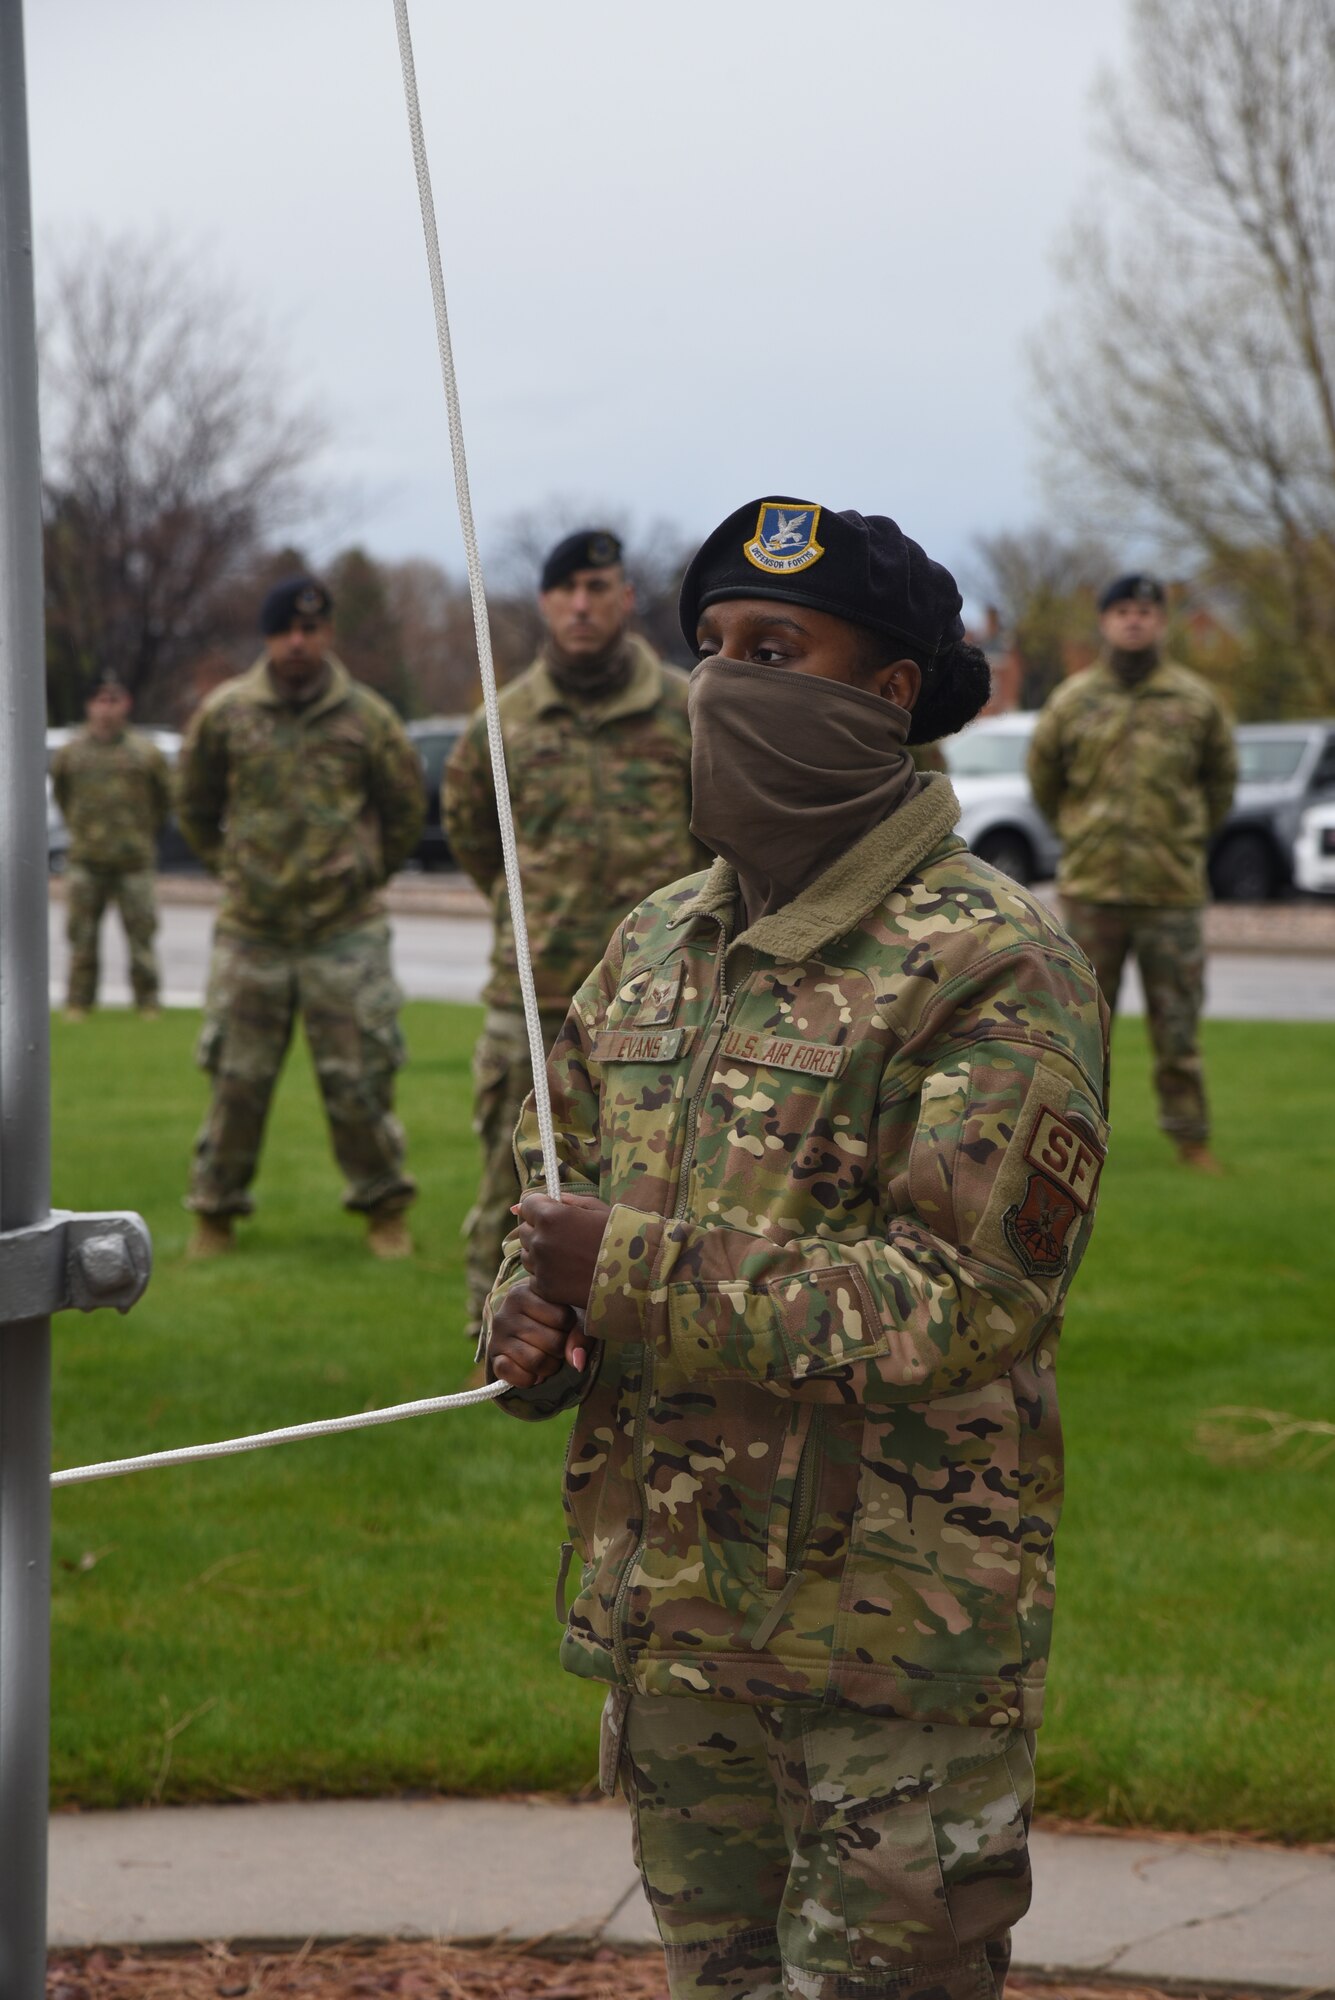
[63,1006,89,1024]
[367,1209,413,1260]
[187,1214,235,1259]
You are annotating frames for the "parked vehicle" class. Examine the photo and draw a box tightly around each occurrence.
[1209,721,1335,901]
[406,715,468,870]
[938,713,1059,887]
[1293,799,1335,896]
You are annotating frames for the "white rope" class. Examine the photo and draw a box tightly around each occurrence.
[51,1378,508,1489]
[392,0,561,1199]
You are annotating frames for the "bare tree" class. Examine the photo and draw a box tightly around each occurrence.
[40,231,323,721]
[382,557,480,716]
[971,527,1116,706]
[1033,0,1335,710]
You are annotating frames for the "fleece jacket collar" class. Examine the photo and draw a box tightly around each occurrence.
[238,653,353,722]
[671,773,962,962]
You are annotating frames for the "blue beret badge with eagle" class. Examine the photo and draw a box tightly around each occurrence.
[743,501,825,576]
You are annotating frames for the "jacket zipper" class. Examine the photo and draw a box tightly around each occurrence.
[610,916,743,1680]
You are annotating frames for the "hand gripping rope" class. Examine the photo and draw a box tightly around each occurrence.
[50,1,564,1490]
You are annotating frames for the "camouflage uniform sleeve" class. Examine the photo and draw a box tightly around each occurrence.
[51,743,72,818]
[368,711,426,879]
[442,715,504,896]
[1026,698,1066,825]
[1200,695,1238,832]
[484,931,631,1424]
[583,943,1108,1409]
[175,706,228,871]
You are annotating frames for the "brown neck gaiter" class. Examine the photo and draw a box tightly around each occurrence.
[544,636,633,704]
[688,656,921,925]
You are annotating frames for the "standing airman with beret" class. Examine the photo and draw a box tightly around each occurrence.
[444,528,706,1349]
[177,576,425,1258]
[484,497,1109,2000]
[52,670,172,1021]
[1028,574,1237,1169]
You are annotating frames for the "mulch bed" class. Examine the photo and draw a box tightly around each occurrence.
[45,1941,1296,2000]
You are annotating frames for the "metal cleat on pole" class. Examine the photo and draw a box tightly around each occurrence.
[0,1211,152,1324]
[0,0,157,1988]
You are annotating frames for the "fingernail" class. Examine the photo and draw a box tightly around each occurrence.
[571,1347,586,1371]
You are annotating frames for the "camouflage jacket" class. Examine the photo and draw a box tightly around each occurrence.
[494,777,1109,1730]
[1028,658,1238,906]
[177,656,424,945]
[443,637,707,1012]
[51,727,171,873]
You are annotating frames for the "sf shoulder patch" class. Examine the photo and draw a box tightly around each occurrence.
[744,502,825,575]
[1002,1106,1105,1278]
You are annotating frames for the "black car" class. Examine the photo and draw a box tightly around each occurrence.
[406,716,469,870]
[1210,721,1335,900]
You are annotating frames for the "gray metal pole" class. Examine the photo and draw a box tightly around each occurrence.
[0,0,52,1986]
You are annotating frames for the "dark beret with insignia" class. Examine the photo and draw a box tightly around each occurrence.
[679,497,965,659]
[92,666,126,692]
[539,529,624,593]
[1097,572,1165,613]
[259,575,334,636]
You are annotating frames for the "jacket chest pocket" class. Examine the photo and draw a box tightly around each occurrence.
[695,972,875,1210]
[308,737,365,794]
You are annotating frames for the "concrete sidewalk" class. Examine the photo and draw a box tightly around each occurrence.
[48,1798,1335,1992]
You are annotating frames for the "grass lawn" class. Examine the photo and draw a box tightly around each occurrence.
[48,1003,1335,1838]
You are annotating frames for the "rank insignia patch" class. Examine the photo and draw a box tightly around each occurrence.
[744,502,825,576]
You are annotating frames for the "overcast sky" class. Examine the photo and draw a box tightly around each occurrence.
[24,1,1130,599]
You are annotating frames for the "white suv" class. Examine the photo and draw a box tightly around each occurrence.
[939,714,1059,888]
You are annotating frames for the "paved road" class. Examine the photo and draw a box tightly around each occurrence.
[48,901,1335,1021]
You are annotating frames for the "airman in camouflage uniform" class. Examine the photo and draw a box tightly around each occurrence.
[444,528,705,1345]
[51,673,171,1019]
[486,501,1109,2000]
[1027,573,1237,1169]
[177,576,425,1258]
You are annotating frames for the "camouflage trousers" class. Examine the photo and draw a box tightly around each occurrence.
[463,1005,567,1343]
[605,1690,1035,2000]
[1060,899,1209,1144]
[185,921,416,1219]
[65,863,159,1010]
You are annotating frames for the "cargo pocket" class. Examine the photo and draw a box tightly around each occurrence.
[779,1720,1031,1980]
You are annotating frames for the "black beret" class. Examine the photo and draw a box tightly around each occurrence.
[540,529,623,592]
[259,575,334,635]
[679,498,965,659]
[1098,572,1165,613]
[92,666,126,692]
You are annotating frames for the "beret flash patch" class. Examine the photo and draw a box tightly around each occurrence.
[744,502,825,576]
